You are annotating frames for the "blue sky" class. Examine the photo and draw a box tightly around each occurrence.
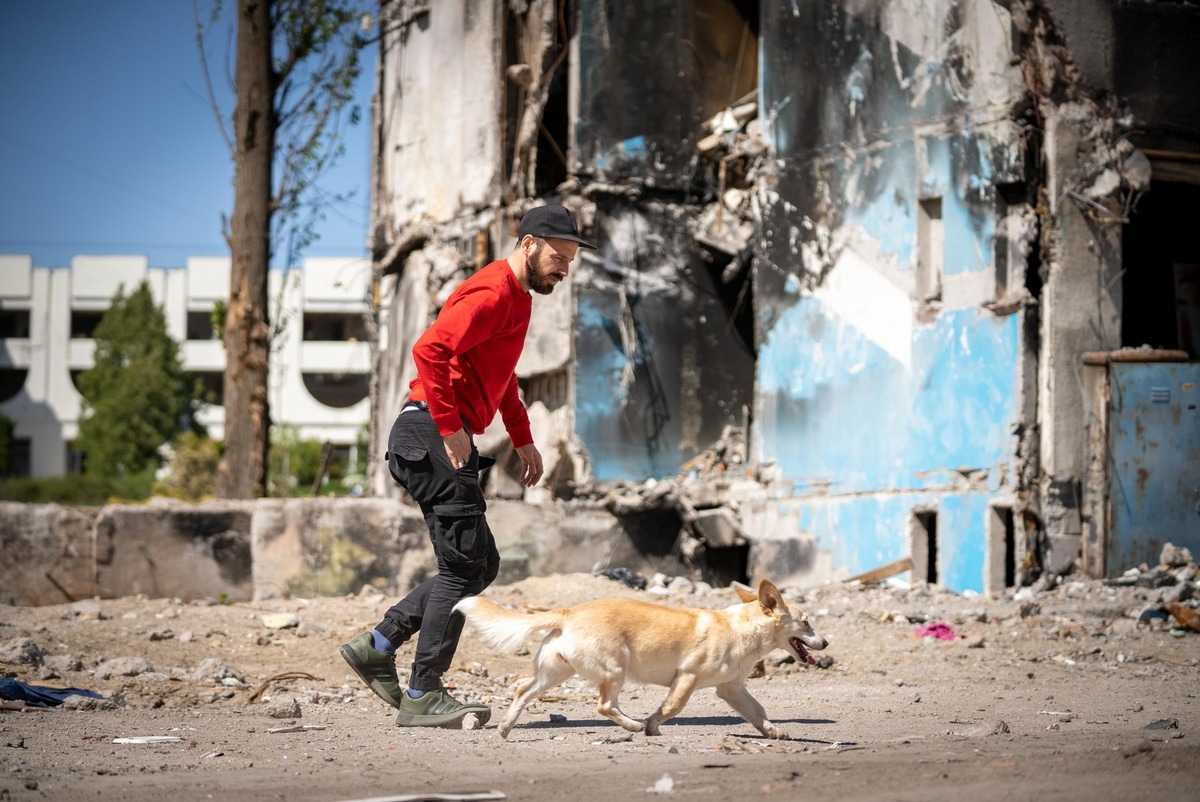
[0,1,374,269]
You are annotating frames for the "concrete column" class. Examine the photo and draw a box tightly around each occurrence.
[1038,104,1124,571]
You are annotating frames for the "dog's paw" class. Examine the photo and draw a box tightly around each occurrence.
[763,725,790,740]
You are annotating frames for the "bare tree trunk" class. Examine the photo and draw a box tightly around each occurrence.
[218,0,274,499]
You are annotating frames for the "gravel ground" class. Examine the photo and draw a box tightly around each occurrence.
[1,568,1198,802]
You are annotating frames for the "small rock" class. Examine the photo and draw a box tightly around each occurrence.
[1160,543,1194,568]
[264,695,301,719]
[261,613,300,630]
[991,720,1011,735]
[0,637,44,666]
[461,712,482,730]
[148,630,174,642]
[1143,718,1179,730]
[93,656,153,679]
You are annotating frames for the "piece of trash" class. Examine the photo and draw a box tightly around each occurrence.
[267,724,327,734]
[647,773,675,794]
[203,751,224,759]
[1143,718,1179,730]
[0,678,105,708]
[1164,602,1200,633]
[591,733,634,745]
[600,567,647,590]
[845,557,914,585]
[334,793,506,802]
[1051,654,1076,666]
[914,622,964,641]
[824,741,861,750]
[112,736,182,744]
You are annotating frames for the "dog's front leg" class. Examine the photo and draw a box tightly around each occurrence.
[716,681,788,739]
[644,673,697,736]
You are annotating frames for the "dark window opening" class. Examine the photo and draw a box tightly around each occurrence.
[503,1,574,198]
[0,368,27,403]
[698,248,756,355]
[65,441,86,475]
[70,310,105,339]
[1002,507,1016,589]
[302,312,367,342]
[911,509,939,585]
[1122,180,1200,357]
[302,372,369,408]
[4,438,31,477]
[191,371,225,406]
[0,309,30,338]
[187,310,217,341]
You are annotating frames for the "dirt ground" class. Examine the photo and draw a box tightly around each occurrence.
[1,568,1198,802]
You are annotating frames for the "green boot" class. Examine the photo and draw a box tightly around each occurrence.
[395,688,492,728]
[339,632,405,709]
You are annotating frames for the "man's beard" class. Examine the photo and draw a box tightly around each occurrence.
[527,241,560,296]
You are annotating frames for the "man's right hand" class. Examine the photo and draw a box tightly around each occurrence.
[442,428,472,469]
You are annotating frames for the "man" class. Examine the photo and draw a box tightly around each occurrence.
[340,204,596,727]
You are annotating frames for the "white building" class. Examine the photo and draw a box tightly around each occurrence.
[0,253,371,478]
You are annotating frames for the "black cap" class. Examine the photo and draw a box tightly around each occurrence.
[516,205,597,250]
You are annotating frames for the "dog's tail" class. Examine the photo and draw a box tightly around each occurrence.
[454,596,565,653]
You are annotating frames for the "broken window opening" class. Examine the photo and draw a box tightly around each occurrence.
[697,542,750,589]
[1121,180,1200,357]
[502,0,574,201]
[615,507,687,570]
[910,508,939,585]
[697,247,756,356]
[917,198,944,307]
[987,504,1017,594]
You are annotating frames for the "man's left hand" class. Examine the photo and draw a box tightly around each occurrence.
[515,443,544,487]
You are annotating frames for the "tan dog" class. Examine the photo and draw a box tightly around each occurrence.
[453,578,827,740]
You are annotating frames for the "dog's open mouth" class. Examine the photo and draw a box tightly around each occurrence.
[790,637,817,665]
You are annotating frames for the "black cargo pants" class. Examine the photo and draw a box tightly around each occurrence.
[374,401,500,692]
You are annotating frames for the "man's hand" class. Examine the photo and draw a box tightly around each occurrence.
[515,443,544,487]
[442,428,472,469]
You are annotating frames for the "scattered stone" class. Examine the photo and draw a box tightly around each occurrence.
[62,694,117,711]
[815,655,835,669]
[991,720,1011,735]
[148,630,174,641]
[264,695,301,719]
[70,599,105,620]
[178,631,196,643]
[0,637,44,666]
[187,658,244,684]
[296,620,325,638]
[93,656,153,679]
[1160,543,1193,568]
[261,613,300,630]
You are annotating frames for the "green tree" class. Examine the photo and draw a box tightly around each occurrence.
[75,282,199,476]
[195,0,371,498]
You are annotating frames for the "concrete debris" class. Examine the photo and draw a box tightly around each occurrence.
[0,638,44,666]
[93,657,153,679]
[261,612,300,630]
[264,695,302,719]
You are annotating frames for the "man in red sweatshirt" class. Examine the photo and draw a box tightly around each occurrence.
[340,205,596,727]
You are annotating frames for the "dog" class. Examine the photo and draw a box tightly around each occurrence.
[453,578,827,740]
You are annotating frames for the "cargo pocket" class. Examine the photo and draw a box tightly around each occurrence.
[431,498,489,568]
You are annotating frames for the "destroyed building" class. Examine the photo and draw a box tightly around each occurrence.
[365,0,1200,594]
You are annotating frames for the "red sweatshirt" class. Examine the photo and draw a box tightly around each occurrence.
[407,259,534,448]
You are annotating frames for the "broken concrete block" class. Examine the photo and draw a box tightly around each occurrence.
[0,638,44,666]
[691,507,744,548]
[261,612,300,630]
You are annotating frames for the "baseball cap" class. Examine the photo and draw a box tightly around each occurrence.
[516,205,597,250]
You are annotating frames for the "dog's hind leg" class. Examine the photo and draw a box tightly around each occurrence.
[499,654,574,740]
[594,672,645,733]
[643,673,697,736]
[716,680,788,739]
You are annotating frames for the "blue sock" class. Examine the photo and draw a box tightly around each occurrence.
[371,629,395,654]
[407,688,426,699]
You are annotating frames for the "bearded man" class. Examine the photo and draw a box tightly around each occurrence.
[340,205,596,728]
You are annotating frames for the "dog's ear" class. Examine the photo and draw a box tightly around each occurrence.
[733,585,758,604]
[757,579,784,613]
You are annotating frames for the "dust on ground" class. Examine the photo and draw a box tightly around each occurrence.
[1,567,1198,802]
